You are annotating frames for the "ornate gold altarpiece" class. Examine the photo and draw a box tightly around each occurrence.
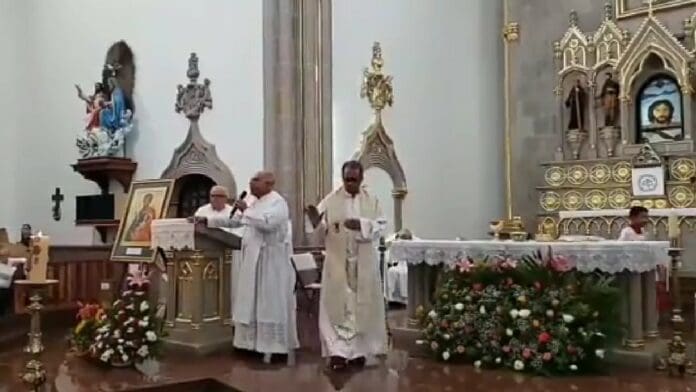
[538,4,696,279]
[151,219,240,354]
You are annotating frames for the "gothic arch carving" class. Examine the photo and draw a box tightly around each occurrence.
[161,122,237,215]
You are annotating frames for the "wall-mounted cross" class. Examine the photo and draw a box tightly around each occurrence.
[52,187,64,221]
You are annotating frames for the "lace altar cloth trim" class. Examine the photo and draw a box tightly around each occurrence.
[390,239,670,274]
[150,219,195,250]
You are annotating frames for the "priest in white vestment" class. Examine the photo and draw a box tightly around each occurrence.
[306,160,388,371]
[203,171,299,363]
[194,185,233,224]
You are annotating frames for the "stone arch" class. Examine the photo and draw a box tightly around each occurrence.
[161,121,237,217]
[351,117,407,231]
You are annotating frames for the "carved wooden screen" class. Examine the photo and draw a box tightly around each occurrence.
[175,174,215,218]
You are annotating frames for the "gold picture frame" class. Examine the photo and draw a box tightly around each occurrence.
[615,0,696,20]
[110,179,174,263]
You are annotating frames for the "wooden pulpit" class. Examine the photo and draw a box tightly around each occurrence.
[151,219,241,355]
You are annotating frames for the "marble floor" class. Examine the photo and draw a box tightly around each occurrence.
[3,333,696,392]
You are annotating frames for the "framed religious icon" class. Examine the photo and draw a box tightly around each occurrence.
[631,166,666,197]
[636,75,684,144]
[615,0,696,19]
[111,179,174,263]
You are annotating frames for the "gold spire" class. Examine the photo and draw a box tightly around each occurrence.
[360,42,394,112]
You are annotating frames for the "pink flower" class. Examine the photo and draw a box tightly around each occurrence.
[126,270,151,289]
[542,352,552,362]
[454,259,473,273]
[472,283,483,292]
[498,257,518,270]
[502,345,511,353]
[522,348,532,359]
[549,256,573,272]
[533,281,542,291]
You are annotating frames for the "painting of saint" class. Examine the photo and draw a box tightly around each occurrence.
[637,76,683,144]
[111,180,173,263]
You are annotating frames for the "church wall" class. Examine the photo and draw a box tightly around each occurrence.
[332,0,505,239]
[5,0,263,244]
[508,0,695,230]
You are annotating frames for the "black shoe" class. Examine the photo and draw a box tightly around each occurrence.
[348,357,366,369]
[328,356,348,371]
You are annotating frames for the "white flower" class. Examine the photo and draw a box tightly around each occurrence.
[125,304,135,310]
[117,339,124,344]
[95,335,102,341]
[519,309,531,319]
[428,310,438,319]
[570,364,578,371]
[117,345,124,353]
[415,340,425,345]
[140,301,150,312]
[495,357,501,364]
[464,295,472,302]
[138,320,149,328]
[594,332,606,338]
[442,351,450,361]
[127,327,135,334]
[443,334,451,341]
[506,328,513,337]
[474,360,482,369]
[513,360,525,371]
[509,309,519,319]
[100,352,111,362]
[114,330,121,339]
[145,331,157,342]
[122,354,129,363]
[137,345,149,357]
[455,303,464,311]
[595,349,605,359]
[546,309,554,317]
[479,306,486,315]
[97,342,103,349]
[562,314,575,323]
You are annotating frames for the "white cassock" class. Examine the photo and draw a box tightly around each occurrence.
[307,187,388,360]
[618,226,647,241]
[208,191,299,354]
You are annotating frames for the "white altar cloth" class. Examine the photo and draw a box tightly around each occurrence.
[390,239,669,274]
[559,208,696,219]
[151,219,195,250]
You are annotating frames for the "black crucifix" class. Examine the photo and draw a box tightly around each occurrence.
[52,187,64,221]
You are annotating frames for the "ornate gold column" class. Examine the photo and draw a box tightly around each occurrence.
[502,0,520,222]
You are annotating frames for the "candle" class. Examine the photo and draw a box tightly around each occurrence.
[668,212,680,240]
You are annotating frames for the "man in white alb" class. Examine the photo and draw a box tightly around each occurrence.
[194,185,233,225]
[306,160,388,371]
[199,171,299,364]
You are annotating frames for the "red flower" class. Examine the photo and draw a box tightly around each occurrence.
[522,348,532,359]
[538,332,552,344]
[549,256,573,272]
[542,352,552,362]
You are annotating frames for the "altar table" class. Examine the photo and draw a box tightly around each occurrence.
[390,239,670,349]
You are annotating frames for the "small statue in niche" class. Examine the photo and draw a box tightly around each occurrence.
[598,72,620,128]
[75,64,134,158]
[565,79,587,131]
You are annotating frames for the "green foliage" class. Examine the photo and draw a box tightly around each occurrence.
[419,253,622,375]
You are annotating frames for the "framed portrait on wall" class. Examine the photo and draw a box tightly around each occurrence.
[111,179,174,263]
[615,0,696,19]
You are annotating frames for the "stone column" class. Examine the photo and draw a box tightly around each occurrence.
[626,272,645,349]
[263,0,332,245]
[587,80,598,159]
[392,189,406,232]
[682,92,693,141]
[642,271,659,338]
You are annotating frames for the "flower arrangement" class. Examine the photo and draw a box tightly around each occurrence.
[418,251,622,375]
[89,270,163,367]
[72,302,105,354]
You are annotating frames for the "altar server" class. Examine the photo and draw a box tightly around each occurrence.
[194,185,233,225]
[204,171,299,363]
[618,206,649,241]
[305,160,388,372]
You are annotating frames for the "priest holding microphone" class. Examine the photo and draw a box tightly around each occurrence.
[193,171,299,364]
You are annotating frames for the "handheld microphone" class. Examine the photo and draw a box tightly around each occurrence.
[230,191,248,217]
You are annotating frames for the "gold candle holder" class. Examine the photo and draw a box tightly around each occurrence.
[656,246,696,376]
[15,279,58,391]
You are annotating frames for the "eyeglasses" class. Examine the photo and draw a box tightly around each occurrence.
[211,194,226,198]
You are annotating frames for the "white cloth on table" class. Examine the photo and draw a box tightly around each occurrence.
[307,187,388,360]
[208,191,299,354]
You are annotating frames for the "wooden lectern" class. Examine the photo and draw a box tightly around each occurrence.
[151,219,240,355]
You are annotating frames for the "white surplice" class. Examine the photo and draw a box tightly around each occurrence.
[208,191,299,354]
[307,187,388,360]
[194,203,233,225]
[618,226,647,241]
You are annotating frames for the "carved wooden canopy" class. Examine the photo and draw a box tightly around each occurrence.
[161,122,237,197]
